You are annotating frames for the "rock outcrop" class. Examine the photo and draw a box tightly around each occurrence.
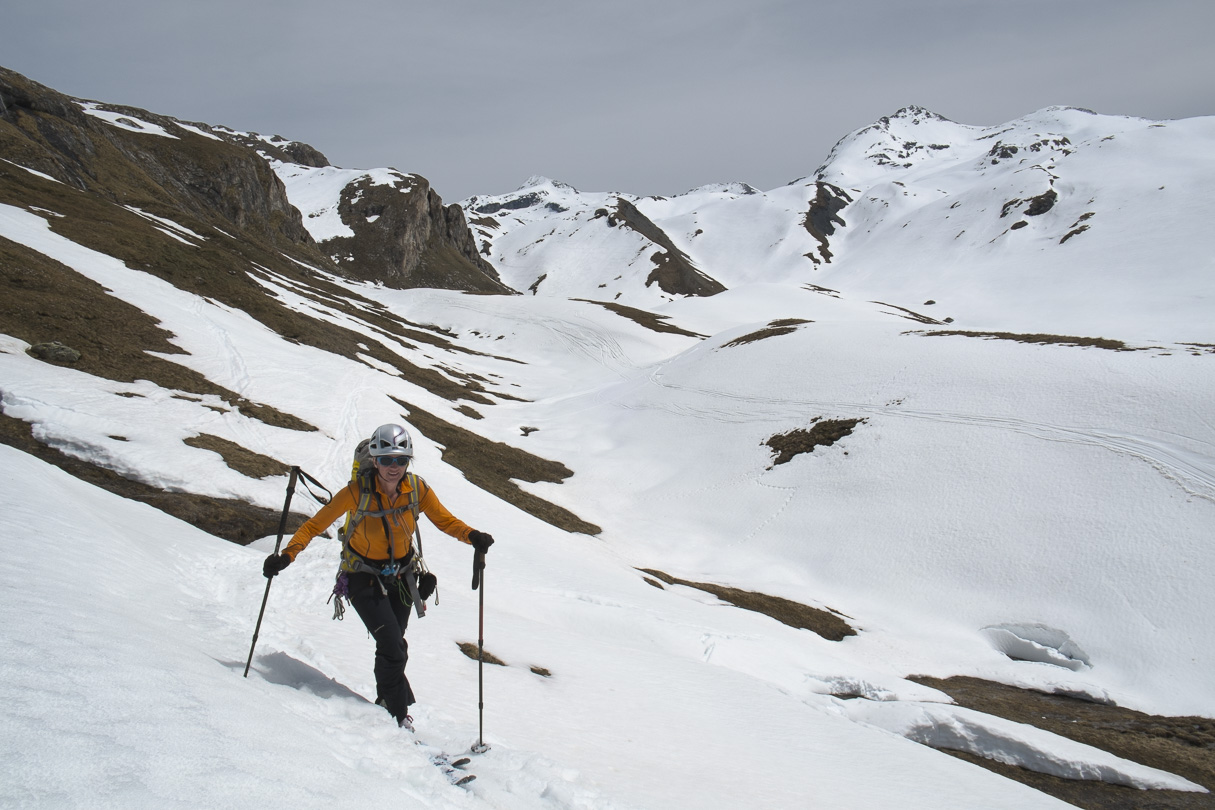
[611,197,725,297]
[321,171,511,292]
[0,65,508,294]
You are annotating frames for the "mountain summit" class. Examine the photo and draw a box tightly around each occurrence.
[465,104,1215,340]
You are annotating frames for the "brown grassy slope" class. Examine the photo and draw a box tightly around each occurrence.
[0,410,307,544]
[912,676,1215,810]
[640,568,855,641]
[392,397,601,536]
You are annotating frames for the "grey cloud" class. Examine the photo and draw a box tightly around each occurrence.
[3,0,1211,201]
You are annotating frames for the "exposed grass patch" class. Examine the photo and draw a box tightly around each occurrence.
[0,145,498,411]
[391,397,602,535]
[765,418,864,466]
[872,302,944,325]
[917,330,1132,351]
[911,675,1215,810]
[640,569,855,641]
[184,434,290,479]
[1061,225,1091,244]
[0,234,315,432]
[0,410,307,544]
[723,318,812,348]
[530,666,552,678]
[610,198,726,297]
[457,642,506,666]
[573,299,705,337]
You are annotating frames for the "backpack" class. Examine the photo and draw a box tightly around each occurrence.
[328,439,436,620]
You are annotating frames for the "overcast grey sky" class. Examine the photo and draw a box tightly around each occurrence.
[4,0,1213,202]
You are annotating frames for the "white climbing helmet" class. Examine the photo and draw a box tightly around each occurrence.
[368,423,413,458]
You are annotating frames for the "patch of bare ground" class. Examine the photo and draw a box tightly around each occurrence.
[916,330,1133,351]
[572,299,706,337]
[389,397,602,535]
[912,676,1215,810]
[457,642,507,666]
[0,165,501,409]
[765,418,864,466]
[639,569,855,641]
[872,302,945,325]
[723,318,813,348]
[0,235,315,431]
[0,410,308,544]
[183,434,291,479]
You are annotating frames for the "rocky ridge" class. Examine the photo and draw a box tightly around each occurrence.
[0,66,507,294]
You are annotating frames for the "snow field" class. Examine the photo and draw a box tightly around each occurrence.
[4,122,1215,804]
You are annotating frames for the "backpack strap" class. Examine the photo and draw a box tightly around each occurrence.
[338,473,403,573]
[406,472,425,563]
[338,475,374,545]
[336,471,429,619]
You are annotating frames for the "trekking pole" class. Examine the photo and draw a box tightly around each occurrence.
[471,548,490,753]
[243,466,299,678]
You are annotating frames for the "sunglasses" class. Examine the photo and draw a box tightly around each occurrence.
[375,456,411,467]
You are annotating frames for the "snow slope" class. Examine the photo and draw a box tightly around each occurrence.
[2,106,1214,808]
[456,107,1215,342]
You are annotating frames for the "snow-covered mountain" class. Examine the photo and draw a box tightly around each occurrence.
[462,106,1215,342]
[2,66,1214,809]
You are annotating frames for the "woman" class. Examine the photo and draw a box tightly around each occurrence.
[262,423,494,729]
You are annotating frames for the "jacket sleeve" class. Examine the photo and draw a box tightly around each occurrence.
[418,481,474,544]
[283,484,356,561]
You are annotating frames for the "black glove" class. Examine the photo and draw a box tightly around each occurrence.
[263,552,292,578]
[418,572,437,600]
[469,530,495,553]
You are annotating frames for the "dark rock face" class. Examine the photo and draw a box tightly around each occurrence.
[320,173,511,292]
[1024,188,1058,217]
[802,182,852,264]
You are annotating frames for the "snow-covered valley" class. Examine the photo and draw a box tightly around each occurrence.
[2,72,1214,808]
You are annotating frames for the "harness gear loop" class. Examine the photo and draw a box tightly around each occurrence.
[328,571,349,621]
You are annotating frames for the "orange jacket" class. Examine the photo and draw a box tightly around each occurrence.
[284,474,472,562]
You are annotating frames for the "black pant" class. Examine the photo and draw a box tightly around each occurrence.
[348,572,416,720]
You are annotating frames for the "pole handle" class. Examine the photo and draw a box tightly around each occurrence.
[471,549,485,590]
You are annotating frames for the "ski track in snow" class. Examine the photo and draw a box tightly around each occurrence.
[242,652,634,810]
[637,370,1215,503]
[441,298,641,382]
[190,294,254,395]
